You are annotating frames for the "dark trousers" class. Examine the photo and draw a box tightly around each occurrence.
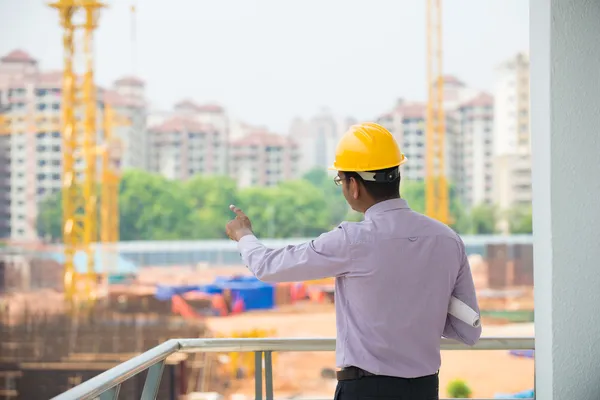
[334,372,439,400]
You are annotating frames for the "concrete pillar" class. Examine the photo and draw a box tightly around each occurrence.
[530,0,600,398]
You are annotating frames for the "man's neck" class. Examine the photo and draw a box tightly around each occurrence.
[361,196,400,214]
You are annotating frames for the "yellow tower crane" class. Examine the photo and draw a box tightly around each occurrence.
[100,103,128,292]
[50,0,106,308]
[425,0,450,225]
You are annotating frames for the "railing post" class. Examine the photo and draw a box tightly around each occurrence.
[99,385,120,400]
[140,360,166,400]
[264,351,273,400]
[254,351,263,400]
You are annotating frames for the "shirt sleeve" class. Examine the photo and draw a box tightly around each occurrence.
[237,224,354,283]
[442,238,482,345]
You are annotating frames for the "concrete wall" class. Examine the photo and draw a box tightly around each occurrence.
[531,0,600,398]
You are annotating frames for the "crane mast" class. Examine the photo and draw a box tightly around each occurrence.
[50,0,105,308]
[100,104,124,293]
[425,0,449,225]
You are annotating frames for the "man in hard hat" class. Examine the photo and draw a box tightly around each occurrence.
[226,122,481,399]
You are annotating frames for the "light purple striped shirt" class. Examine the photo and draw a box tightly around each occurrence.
[237,198,481,378]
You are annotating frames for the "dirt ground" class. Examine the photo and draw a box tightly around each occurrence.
[206,302,534,398]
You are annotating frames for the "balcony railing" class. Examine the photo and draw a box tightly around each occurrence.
[51,337,535,400]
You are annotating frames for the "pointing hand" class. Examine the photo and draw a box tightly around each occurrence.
[226,205,254,242]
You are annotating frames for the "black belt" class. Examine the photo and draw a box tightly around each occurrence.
[336,366,376,381]
[336,366,439,381]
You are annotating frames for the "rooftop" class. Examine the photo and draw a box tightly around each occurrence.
[114,75,145,87]
[442,74,465,86]
[104,89,145,108]
[232,130,297,148]
[149,116,214,134]
[174,99,224,113]
[460,92,494,108]
[398,102,426,119]
[1,49,37,63]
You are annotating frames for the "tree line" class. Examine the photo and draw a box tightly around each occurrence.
[36,168,532,241]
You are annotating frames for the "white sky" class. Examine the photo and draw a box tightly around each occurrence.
[0,0,528,132]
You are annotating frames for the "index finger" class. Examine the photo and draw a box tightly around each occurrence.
[229,204,247,217]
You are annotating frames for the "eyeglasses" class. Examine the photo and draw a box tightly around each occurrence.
[333,176,343,186]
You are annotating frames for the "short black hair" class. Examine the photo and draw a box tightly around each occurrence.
[342,166,401,201]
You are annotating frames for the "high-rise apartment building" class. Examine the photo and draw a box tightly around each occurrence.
[377,100,459,183]
[104,76,148,170]
[441,75,481,111]
[0,50,148,240]
[492,53,531,213]
[289,109,339,176]
[230,130,299,188]
[0,50,64,240]
[147,116,226,180]
[455,93,495,207]
[148,100,229,177]
[0,125,10,238]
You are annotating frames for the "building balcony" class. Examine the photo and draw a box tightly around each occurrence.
[51,337,535,400]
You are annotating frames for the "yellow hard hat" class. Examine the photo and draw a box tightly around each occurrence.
[330,122,407,172]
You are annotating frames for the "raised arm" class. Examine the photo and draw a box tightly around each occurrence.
[237,225,354,283]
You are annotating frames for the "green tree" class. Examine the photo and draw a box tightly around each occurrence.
[507,204,533,234]
[469,203,498,234]
[185,175,239,239]
[447,379,472,398]
[37,190,63,240]
[400,180,426,213]
[238,180,330,238]
[119,170,195,240]
[302,168,349,228]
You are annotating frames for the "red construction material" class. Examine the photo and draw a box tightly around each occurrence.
[171,295,204,320]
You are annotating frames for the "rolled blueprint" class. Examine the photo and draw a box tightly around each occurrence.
[449,296,481,328]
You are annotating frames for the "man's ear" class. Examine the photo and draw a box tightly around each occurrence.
[350,177,360,200]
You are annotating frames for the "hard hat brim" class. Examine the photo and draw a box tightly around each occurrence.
[328,157,407,172]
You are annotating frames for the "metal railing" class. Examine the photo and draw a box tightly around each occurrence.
[51,337,535,400]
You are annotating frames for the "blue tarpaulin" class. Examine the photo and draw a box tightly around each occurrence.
[155,284,201,301]
[221,281,275,310]
[154,283,225,300]
[509,350,535,358]
[154,275,276,310]
[494,389,534,398]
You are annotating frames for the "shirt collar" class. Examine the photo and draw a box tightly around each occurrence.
[364,198,410,220]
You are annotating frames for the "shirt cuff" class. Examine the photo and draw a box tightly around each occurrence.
[237,235,261,269]
[238,234,259,247]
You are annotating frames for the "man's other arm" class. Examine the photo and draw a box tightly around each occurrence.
[442,238,482,345]
[237,224,353,283]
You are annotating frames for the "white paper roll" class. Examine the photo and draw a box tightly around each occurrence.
[448,296,481,328]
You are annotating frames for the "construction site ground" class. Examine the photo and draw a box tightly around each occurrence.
[207,302,534,399]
